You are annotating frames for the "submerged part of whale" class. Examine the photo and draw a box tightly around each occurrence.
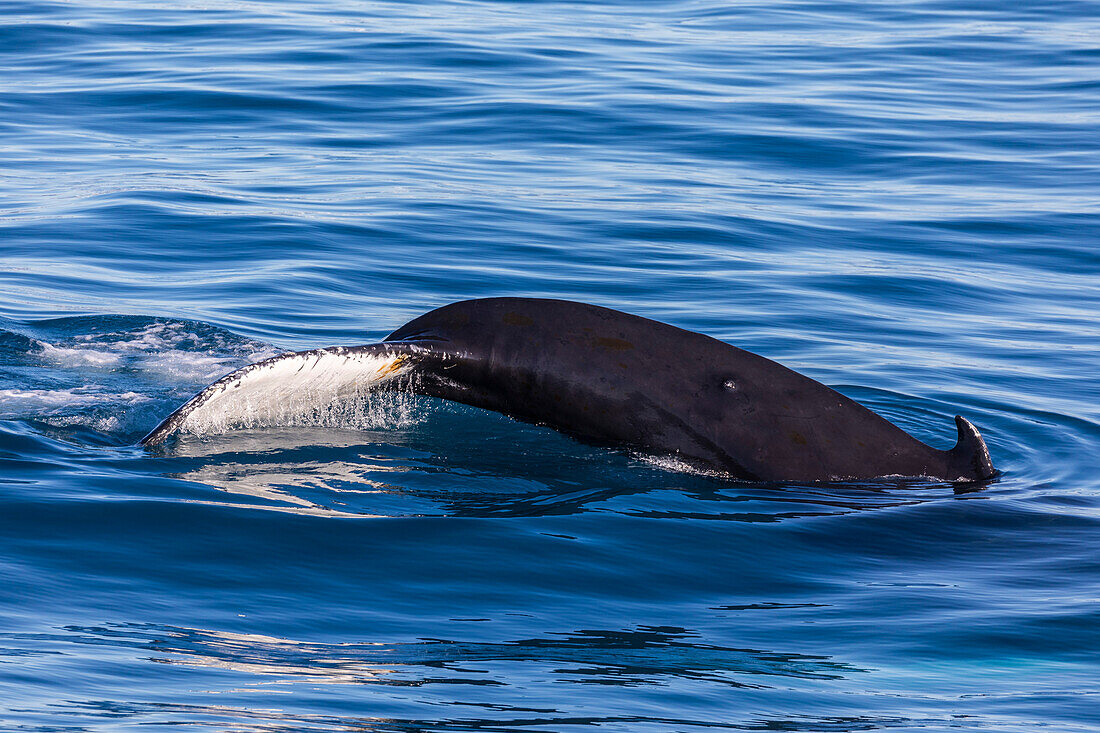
[140,298,995,482]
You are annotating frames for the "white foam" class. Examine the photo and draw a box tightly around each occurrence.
[141,350,277,383]
[172,348,417,437]
[637,453,730,479]
[79,321,204,352]
[37,342,124,368]
[0,388,149,418]
[35,323,187,369]
[43,413,125,433]
[105,322,184,350]
[36,321,280,378]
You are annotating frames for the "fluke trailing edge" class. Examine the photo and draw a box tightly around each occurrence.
[141,298,996,482]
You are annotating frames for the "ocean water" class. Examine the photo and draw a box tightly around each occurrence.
[2,0,1099,730]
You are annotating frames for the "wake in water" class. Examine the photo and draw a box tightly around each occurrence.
[0,316,423,441]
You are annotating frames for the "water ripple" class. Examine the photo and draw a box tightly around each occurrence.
[2,0,1098,730]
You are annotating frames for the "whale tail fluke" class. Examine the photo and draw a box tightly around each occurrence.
[138,342,427,447]
[947,415,996,481]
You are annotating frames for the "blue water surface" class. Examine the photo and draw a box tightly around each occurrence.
[2,0,1099,730]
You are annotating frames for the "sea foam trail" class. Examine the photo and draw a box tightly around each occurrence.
[142,346,416,443]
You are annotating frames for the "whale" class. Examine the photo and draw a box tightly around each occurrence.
[141,297,995,482]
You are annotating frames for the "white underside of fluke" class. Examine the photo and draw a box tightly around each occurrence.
[163,347,414,438]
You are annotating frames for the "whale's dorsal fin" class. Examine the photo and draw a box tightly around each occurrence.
[947,415,995,481]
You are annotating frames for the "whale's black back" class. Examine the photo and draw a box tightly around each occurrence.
[386,298,990,481]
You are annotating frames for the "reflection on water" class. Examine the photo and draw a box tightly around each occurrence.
[8,622,874,731]
[161,418,987,520]
[13,620,1027,732]
[46,622,860,685]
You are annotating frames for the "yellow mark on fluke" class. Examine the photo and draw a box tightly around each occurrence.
[379,355,407,378]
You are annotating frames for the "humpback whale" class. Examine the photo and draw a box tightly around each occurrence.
[141,298,995,482]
